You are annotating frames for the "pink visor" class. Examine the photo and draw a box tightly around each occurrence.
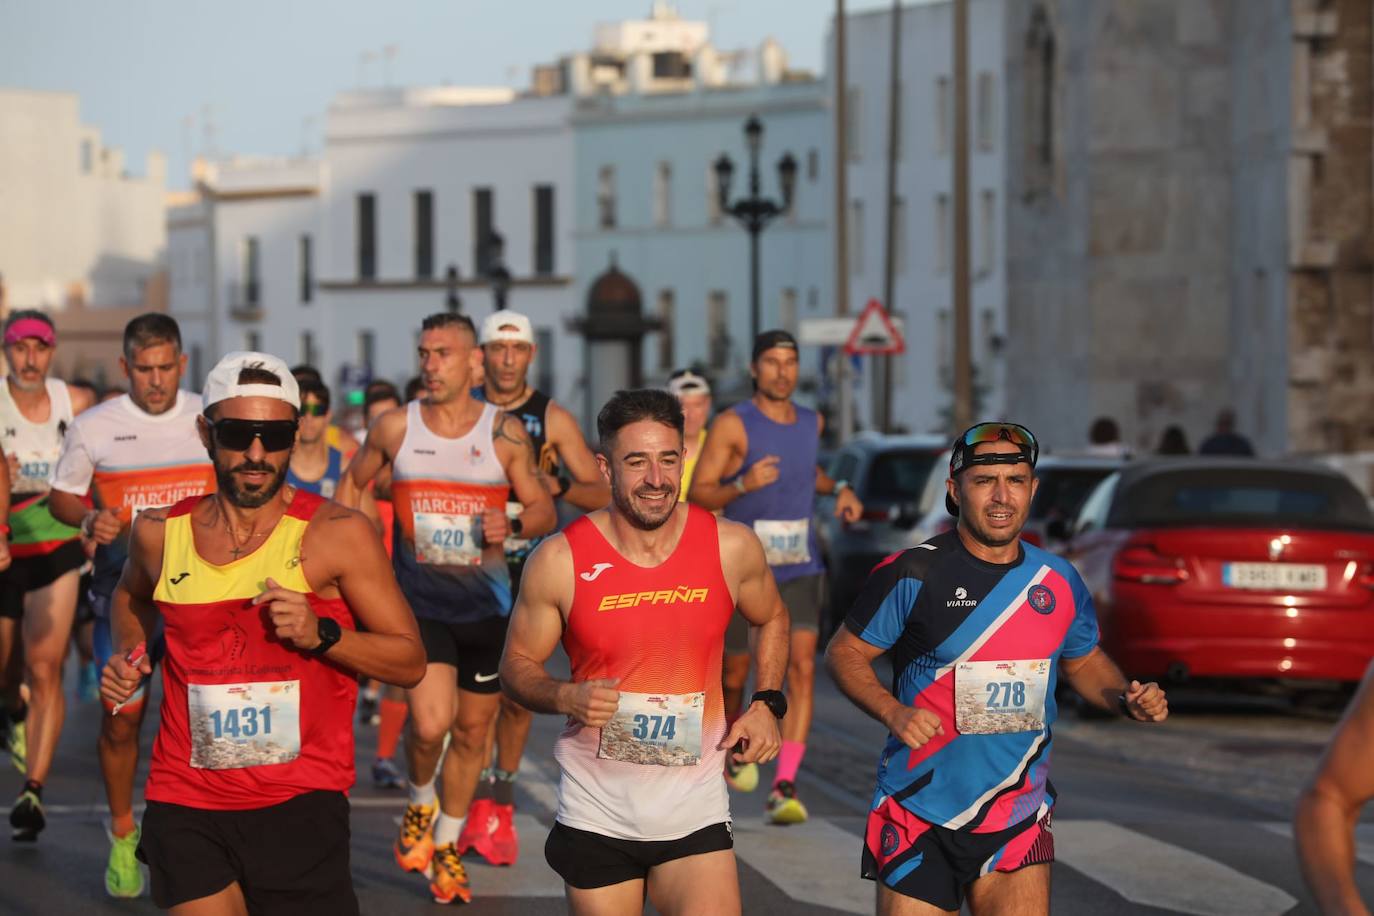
[3,318,55,347]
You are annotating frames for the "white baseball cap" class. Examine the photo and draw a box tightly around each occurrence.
[479,309,534,345]
[202,351,301,412]
[667,371,711,398]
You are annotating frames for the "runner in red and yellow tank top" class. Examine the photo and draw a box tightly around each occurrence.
[501,389,791,916]
[100,351,424,914]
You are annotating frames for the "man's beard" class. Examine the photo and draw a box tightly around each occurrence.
[215,455,289,509]
[611,479,678,531]
[756,379,794,403]
[9,373,44,393]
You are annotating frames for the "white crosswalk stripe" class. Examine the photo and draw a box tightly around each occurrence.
[1259,820,1374,868]
[732,816,870,914]
[1053,820,1298,916]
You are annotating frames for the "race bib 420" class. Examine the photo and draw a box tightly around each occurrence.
[597,691,705,766]
[414,512,481,566]
[187,680,301,770]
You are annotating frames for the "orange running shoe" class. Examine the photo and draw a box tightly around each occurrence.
[394,802,437,874]
[456,797,495,860]
[429,843,473,905]
[486,802,519,866]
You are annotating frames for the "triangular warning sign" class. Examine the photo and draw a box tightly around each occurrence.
[843,299,905,355]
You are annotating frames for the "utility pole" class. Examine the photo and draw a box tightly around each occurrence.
[835,0,853,444]
[879,0,902,433]
[951,0,974,432]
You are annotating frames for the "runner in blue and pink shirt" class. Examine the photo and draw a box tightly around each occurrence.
[826,422,1169,915]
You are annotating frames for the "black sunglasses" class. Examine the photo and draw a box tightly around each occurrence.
[209,418,298,452]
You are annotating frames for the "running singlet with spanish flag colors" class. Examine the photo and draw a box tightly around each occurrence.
[145,490,358,810]
[0,377,80,557]
[554,505,735,841]
[390,400,511,623]
[51,391,215,598]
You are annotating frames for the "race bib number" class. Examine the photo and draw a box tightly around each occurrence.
[13,454,54,495]
[955,659,1051,735]
[753,519,812,566]
[503,501,530,557]
[597,691,705,767]
[187,680,301,770]
[414,512,481,566]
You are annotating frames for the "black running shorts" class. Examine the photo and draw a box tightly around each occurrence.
[0,540,86,619]
[137,790,359,915]
[417,615,506,694]
[861,802,1054,911]
[545,820,734,889]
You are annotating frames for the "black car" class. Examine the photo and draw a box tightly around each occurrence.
[815,434,948,638]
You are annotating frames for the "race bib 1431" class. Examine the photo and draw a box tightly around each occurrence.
[187,680,301,770]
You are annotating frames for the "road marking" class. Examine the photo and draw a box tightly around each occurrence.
[732,815,869,915]
[1054,820,1297,916]
[517,754,563,816]
[1260,821,1374,867]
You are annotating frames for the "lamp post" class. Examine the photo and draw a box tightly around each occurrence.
[714,115,798,342]
[444,263,462,313]
[485,230,511,312]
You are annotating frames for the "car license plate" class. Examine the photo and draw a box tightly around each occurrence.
[1223,562,1326,591]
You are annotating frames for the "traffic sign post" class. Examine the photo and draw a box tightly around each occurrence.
[843,298,905,355]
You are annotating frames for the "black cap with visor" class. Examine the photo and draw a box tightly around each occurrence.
[945,422,1040,517]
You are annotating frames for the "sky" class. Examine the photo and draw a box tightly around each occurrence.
[1,0,896,190]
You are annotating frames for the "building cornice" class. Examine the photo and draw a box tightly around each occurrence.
[318,275,572,292]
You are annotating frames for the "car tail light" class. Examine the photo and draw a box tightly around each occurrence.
[1358,563,1374,590]
[1113,545,1189,585]
[1022,531,1042,546]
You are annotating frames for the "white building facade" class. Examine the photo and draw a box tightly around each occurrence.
[0,89,167,312]
[166,157,323,388]
[833,0,1008,433]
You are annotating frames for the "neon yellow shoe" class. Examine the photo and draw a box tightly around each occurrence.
[106,825,146,898]
[8,720,25,773]
[765,780,808,825]
[725,757,759,793]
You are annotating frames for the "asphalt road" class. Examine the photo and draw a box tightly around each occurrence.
[1,662,1372,915]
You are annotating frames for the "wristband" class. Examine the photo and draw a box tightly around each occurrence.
[733,477,747,495]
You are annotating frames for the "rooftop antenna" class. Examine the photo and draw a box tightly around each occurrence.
[299,115,316,157]
[383,44,398,87]
[199,103,218,159]
[358,50,378,88]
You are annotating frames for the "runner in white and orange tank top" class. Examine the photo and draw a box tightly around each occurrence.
[337,312,555,906]
[500,388,791,916]
[48,313,216,898]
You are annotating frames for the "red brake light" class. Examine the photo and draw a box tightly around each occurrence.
[1113,545,1189,585]
[1358,563,1374,591]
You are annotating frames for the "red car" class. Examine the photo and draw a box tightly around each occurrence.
[1066,459,1374,685]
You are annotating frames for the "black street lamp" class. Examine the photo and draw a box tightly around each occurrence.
[714,114,798,342]
[445,263,462,313]
[485,230,511,312]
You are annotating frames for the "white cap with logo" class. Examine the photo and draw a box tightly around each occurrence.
[202,351,301,411]
[479,309,535,345]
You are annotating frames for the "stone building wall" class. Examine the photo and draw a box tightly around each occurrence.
[1284,0,1374,453]
[1003,0,1241,455]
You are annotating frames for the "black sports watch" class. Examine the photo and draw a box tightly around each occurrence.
[510,517,524,537]
[555,474,572,498]
[311,617,342,656]
[751,689,788,720]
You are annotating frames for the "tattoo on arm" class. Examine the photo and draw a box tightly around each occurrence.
[495,413,538,474]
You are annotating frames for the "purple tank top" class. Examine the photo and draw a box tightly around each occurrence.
[723,399,823,583]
